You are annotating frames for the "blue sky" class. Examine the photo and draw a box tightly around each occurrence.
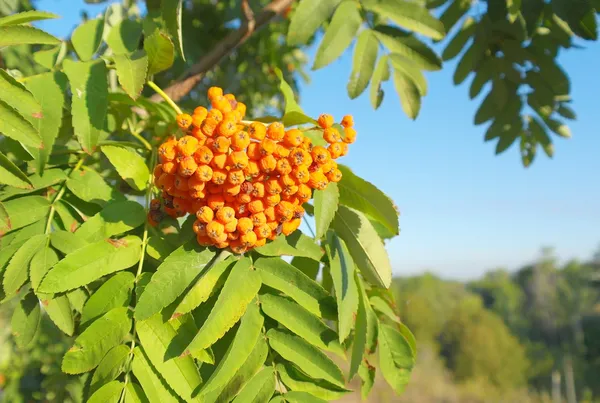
[35,0,600,280]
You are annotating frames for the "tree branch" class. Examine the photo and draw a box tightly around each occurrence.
[151,0,294,103]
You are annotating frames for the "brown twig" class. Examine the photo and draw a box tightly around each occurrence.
[150,0,294,103]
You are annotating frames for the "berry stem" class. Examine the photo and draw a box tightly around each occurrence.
[147,80,183,115]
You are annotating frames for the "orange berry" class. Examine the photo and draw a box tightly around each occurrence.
[190,128,207,144]
[265,178,282,195]
[259,155,277,173]
[196,206,214,223]
[217,118,237,137]
[227,151,249,170]
[224,218,238,233]
[327,168,343,182]
[207,220,225,239]
[323,127,341,143]
[157,173,175,192]
[311,146,330,165]
[187,175,206,191]
[255,238,267,247]
[214,239,229,249]
[211,169,228,185]
[341,115,354,128]
[228,170,245,186]
[230,239,247,254]
[320,159,336,174]
[282,218,301,235]
[206,183,222,194]
[193,146,213,165]
[197,234,212,246]
[174,175,190,191]
[297,184,311,202]
[274,144,291,159]
[192,114,205,129]
[225,184,241,197]
[240,181,254,195]
[201,117,218,137]
[264,193,281,207]
[243,160,260,178]
[267,122,285,141]
[194,106,208,120]
[289,148,312,167]
[193,164,213,182]
[207,109,223,123]
[254,224,272,239]
[264,206,276,222]
[176,113,193,130]
[267,220,279,232]
[283,129,304,147]
[173,198,191,214]
[177,136,199,157]
[231,131,251,151]
[293,205,305,219]
[339,142,349,157]
[292,165,310,184]
[260,138,277,155]
[158,141,177,162]
[153,164,163,179]
[207,194,225,210]
[224,193,237,203]
[169,188,188,199]
[328,143,343,159]
[276,201,295,222]
[235,102,246,117]
[276,158,292,175]
[247,143,262,160]
[208,86,223,100]
[282,183,298,198]
[162,161,178,175]
[227,231,240,241]
[251,182,265,198]
[248,199,264,214]
[213,97,233,114]
[238,193,252,204]
[150,198,161,211]
[237,217,254,234]
[240,231,257,248]
[212,136,231,153]
[308,170,329,190]
[318,114,334,129]
[216,206,235,224]
[251,212,267,227]
[193,220,207,236]
[343,127,356,143]
[164,206,178,218]
[178,156,197,177]
[189,188,206,199]
[248,122,267,140]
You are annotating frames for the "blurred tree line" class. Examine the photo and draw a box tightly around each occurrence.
[393,247,600,403]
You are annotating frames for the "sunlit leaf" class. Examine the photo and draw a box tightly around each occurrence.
[81,272,135,326]
[102,144,150,190]
[71,18,104,61]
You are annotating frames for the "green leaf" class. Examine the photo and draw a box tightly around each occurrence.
[3,234,46,297]
[291,256,319,280]
[23,72,68,172]
[453,42,480,85]
[373,26,442,71]
[469,59,494,99]
[287,0,342,46]
[81,272,135,326]
[75,200,144,242]
[135,242,217,321]
[545,117,572,138]
[276,363,350,401]
[390,54,427,96]
[0,25,60,47]
[200,303,264,395]
[33,42,67,69]
[313,183,339,239]
[29,242,58,292]
[281,111,319,127]
[442,16,476,61]
[161,0,184,60]
[254,257,336,319]
[0,151,32,188]
[50,230,89,255]
[125,383,149,403]
[281,392,328,403]
[131,347,179,403]
[439,0,470,32]
[378,323,415,394]
[347,29,379,99]
[259,293,344,357]
[370,295,400,322]
[87,380,125,403]
[0,202,9,235]
[267,329,345,387]
[358,362,376,399]
[90,344,130,394]
[557,104,576,120]
[0,99,42,148]
[11,291,41,348]
[0,68,42,120]
[392,70,421,119]
[43,294,75,336]
[349,274,368,380]
[254,231,323,261]
[63,59,109,153]
[113,51,148,100]
[135,314,203,402]
[370,55,389,109]
[106,19,143,54]
[337,164,399,237]
[174,252,235,316]
[62,307,132,374]
[313,0,361,70]
[2,196,49,232]
[185,257,261,354]
[101,144,150,190]
[232,368,275,403]
[71,18,104,61]
[144,30,175,76]
[0,10,59,26]
[38,235,141,293]
[325,233,359,342]
[0,168,66,200]
[529,115,554,157]
[332,205,392,288]
[276,69,303,115]
[66,288,88,313]
[367,0,445,40]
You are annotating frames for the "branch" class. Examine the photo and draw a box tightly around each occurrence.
[151,0,294,103]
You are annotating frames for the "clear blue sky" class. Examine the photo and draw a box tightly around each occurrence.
[35,0,600,280]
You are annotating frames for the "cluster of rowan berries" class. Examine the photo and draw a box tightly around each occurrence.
[148,87,356,254]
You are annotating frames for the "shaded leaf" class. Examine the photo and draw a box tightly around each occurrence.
[282,392,328,403]
[87,380,124,403]
[0,99,42,148]
[72,18,104,61]
[370,55,389,109]
[161,0,184,59]
[378,323,416,394]
[254,231,323,261]
[81,272,135,326]
[144,31,175,75]
[29,243,58,292]
[3,234,46,297]
[66,168,120,207]
[106,19,143,54]
[390,54,427,96]
[291,256,319,280]
[125,383,149,403]
[358,362,376,399]
[131,347,179,403]
[102,145,150,190]
[231,368,275,403]
[374,25,442,70]
[287,0,342,46]
[90,344,130,394]
[347,29,379,99]
[33,42,67,69]
[113,51,148,100]
[43,294,75,336]
[392,70,421,119]
[0,68,41,120]
[11,291,41,349]
[442,16,476,61]
[0,151,32,188]
[349,274,368,380]
[276,363,350,401]
[313,182,339,239]
[367,0,445,40]
[76,200,144,242]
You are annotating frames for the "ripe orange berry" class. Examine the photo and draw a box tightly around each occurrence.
[264,206,276,222]
[341,115,354,128]
[328,142,343,159]
[276,158,292,175]
[323,128,341,144]
[211,169,227,185]
[176,113,193,130]
[201,117,218,137]
[251,182,265,198]
[224,183,241,197]
[267,122,285,141]
[289,148,312,167]
[276,201,295,222]
[251,212,267,227]
[293,205,305,219]
[192,114,205,129]
[297,184,311,201]
[240,231,257,248]
[343,127,356,143]
[158,141,177,162]
[194,106,208,120]
[308,170,329,190]
[255,238,267,247]
[190,128,207,144]
[187,175,206,191]
[327,168,343,182]
[230,240,247,254]
[213,97,233,114]
[248,199,264,214]
[207,109,223,123]
[311,146,330,165]
[177,136,199,157]
[212,136,231,153]
[231,131,251,151]
[247,143,262,160]
[283,129,304,147]
[196,206,214,223]
[260,138,277,155]
[206,182,222,194]
[248,122,266,140]
[282,218,301,236]
[153,164,163,179]
[237,217,254,234]
[207,194,225,210]
[210,153,227,170]
[320,159,336,174]
[243,160,260,178]
[206,220,225,239]
[174,175,190,191]
[217,118,237,137]
[162,161,178,175]
[216,206,235,224]
[157,173,175,192]
[193,146,213,165]
[259,155,277,173]
[189,188,206,199]
[227,231,239,241]
[281,183,298,198]
[228,170,245,186]
[254,224,272,239]
[193,220,207,235]
[292,165,310,184]
[178,156,197,177]
[265,178,282,195]
[339,142,349,157]
[267,220,279,232]
[264,193,281,207]
[208,86,223,100]
[224,218,238,233]
[274,144,291,159]
[193,164,213,182]
[237,192,252,204]
[235,102,246,117]
[318,114,334,129]
[197,234,212,246]
[173,198,191,214]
